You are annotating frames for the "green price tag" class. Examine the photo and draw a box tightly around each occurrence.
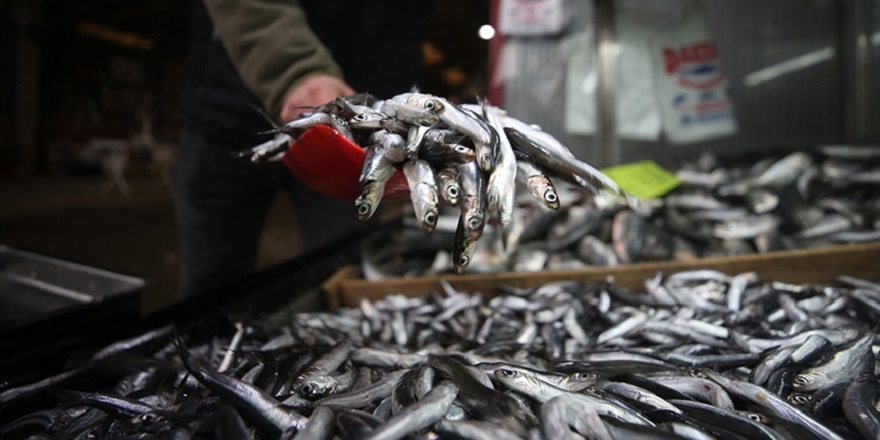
[601,160,681,199]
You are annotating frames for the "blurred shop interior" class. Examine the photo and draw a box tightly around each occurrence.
[0,0,878,317]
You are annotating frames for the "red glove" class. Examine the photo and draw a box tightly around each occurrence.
[283,125,408,199]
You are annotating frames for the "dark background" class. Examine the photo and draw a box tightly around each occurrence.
[0,0,490,314]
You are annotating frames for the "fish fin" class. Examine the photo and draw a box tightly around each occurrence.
[247,103,280,129]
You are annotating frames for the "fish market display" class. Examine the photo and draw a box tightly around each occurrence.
[2,272,878,439]
[232,92,642,273]
[362,146,880,277]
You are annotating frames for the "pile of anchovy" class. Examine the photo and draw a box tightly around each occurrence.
[2,272,878,439]
[233,92,641,273]
[361,146,880,277]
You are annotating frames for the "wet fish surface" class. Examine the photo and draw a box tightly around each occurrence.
[2,271,878,439]
[235,92,640,273]
[361,148,880,277]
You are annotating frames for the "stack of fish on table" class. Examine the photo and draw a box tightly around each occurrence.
[1,272,878,439]
[361,145,880,278]
[232,91,644,274]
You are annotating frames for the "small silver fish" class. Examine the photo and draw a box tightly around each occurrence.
[402,159,440,234]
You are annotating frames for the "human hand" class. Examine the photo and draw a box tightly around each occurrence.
[279,74,355,123]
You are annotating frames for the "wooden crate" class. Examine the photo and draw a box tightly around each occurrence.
[322,242,880,309]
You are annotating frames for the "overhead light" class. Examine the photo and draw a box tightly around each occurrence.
[478,24,495,40]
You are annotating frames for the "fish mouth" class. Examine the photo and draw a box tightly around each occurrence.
[355,198,374,221]
[424,211,438,227]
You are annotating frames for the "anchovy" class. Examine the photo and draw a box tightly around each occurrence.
[355,143,397,221]
[380,97,438,127]
[456,160,488,241]
[435,419,523,440]
[262,111,332,135]
[363,380,458,440]
[404,125,430,159]
[516,158,560,211]
[750,346,796,386]
[842,371,880,440]
[91,324,176,361]
[173,337,307,437]
[648,375,736,411]
[670,399,787,440]
[477,362,595,392]
[428,355,521,421]
[290,405,334,440]
[754,151,813,188]
[294,340,353,400]
[428,97,497,172]
[598,381,683,413]
[503,127,622,198]
[492,367,654,426]
[348,109,388,131]
[482,103,517,247]
[314,369,411,409]
[792,333,874,392]
[51,390,167,420]
[402,159,440,234]
[541,394,613,440]
[701,369,846,440]
[435,167,460,207]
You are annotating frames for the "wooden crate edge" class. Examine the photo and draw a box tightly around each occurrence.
[334,242,880,308]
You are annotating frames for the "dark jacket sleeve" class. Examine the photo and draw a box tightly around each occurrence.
[203,0,344,114]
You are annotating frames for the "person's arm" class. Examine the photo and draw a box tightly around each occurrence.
[203,0,351,120]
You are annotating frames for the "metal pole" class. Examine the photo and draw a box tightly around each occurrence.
[840,0,873,143]
[593,0,620,166]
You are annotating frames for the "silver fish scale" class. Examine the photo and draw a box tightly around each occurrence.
[237,93,633,274]
[4,272,878,439]
[362,148,880,279]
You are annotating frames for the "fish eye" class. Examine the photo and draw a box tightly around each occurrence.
[575,372,593,380]
[300,384,313,395]
[544,191,558,202]
[789,394,810,405]
[353,114,367,121]
[424,100,436,110]
[448,187,459,197]
[499,369,518,378]
[459,255,470,266]
[357,203,371,216]
[455,145,469,154]
[425,212,437,226]
[748,413,771,425]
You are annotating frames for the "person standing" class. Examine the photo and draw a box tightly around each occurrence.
[175,0,434,297]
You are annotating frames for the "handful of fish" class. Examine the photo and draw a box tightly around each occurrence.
[232,92,642,273]
[362,146,880,277]
[2,272,878,439]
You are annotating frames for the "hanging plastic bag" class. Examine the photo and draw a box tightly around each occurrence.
[646,0,737,144]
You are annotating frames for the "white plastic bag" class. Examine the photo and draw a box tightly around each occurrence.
[563,0,736,144]
[647,1,737,144]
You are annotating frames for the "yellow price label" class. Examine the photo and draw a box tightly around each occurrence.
[601,160,681,199]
